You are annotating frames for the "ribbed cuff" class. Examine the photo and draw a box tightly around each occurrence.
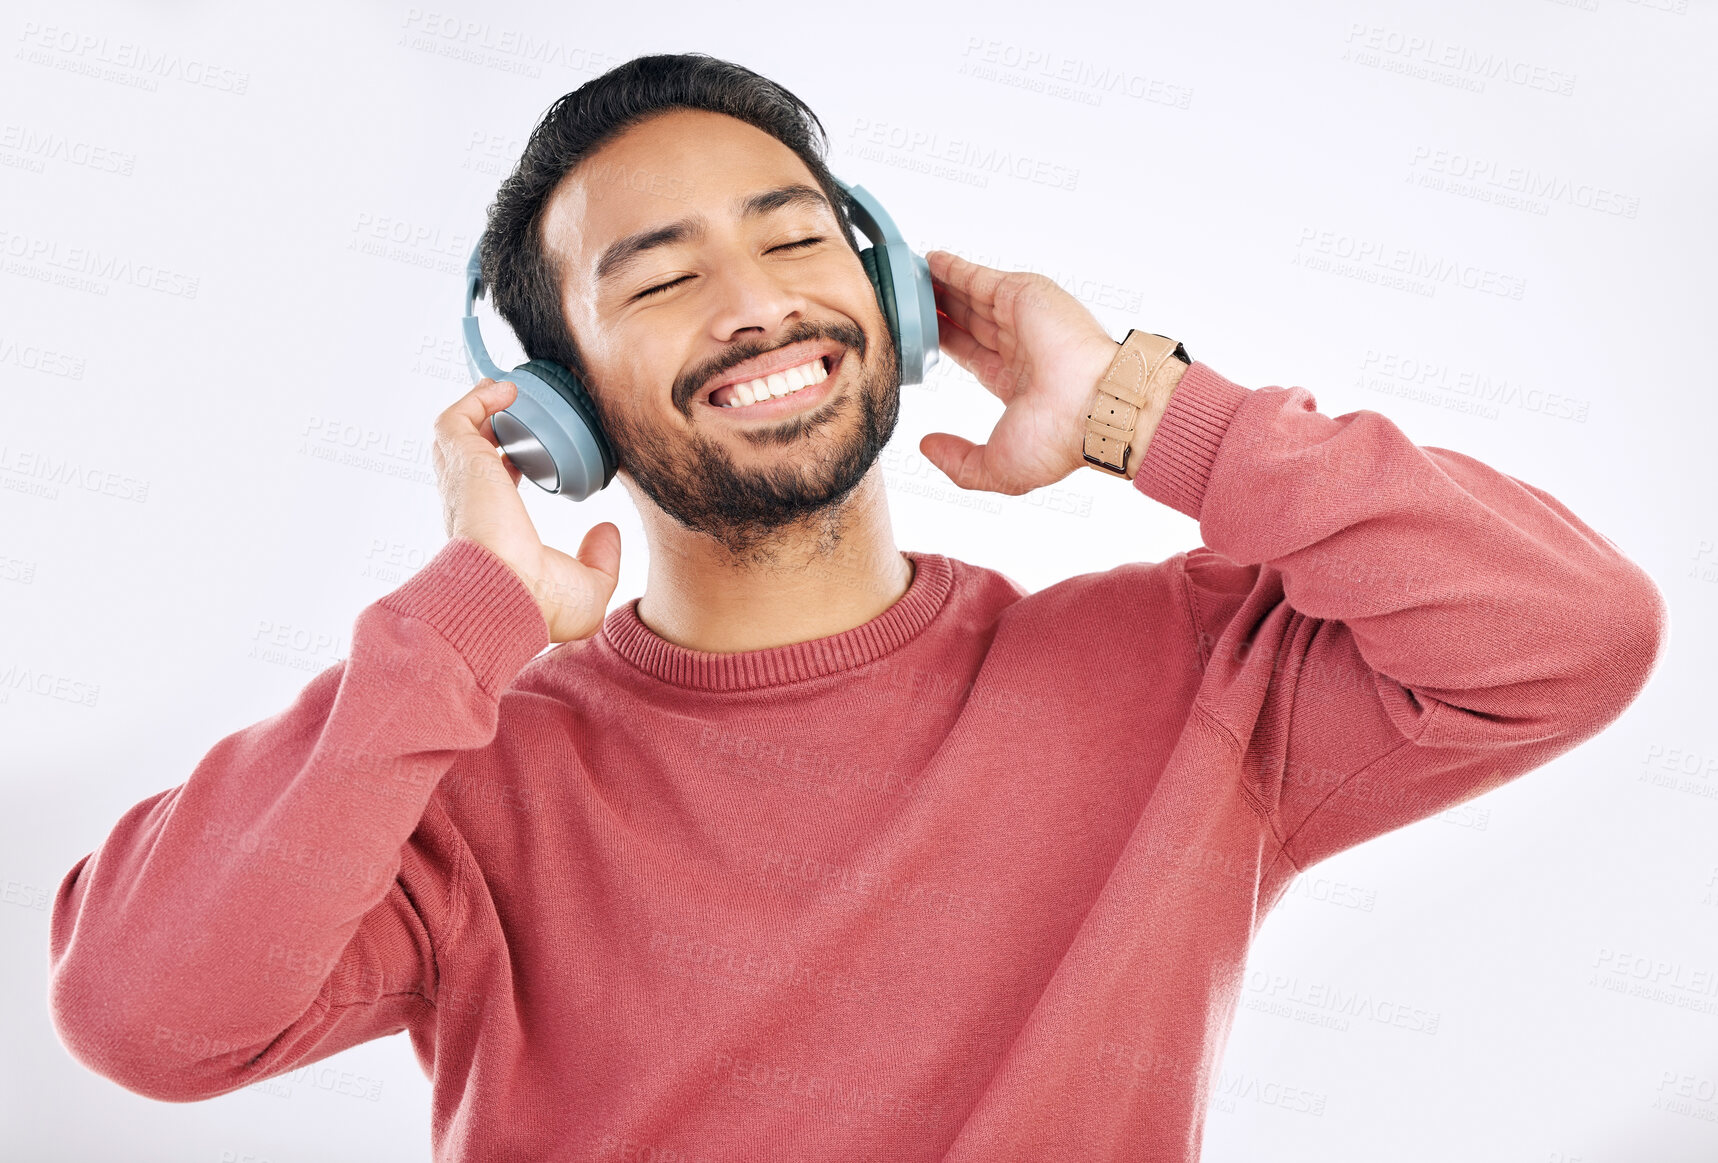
[1131,361,1253,520]
[376,536,550,698]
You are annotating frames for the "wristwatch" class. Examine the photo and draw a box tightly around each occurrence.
[1081,329,1191,479]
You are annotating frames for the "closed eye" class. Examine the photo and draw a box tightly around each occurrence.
[631,237,827,301]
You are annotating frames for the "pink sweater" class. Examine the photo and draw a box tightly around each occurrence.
[48,361,1666,1161]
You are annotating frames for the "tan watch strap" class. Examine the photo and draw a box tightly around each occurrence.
[1082,329,1190,478]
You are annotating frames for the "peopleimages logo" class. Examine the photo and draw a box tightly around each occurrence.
[0,122,137,177]
[0,228,199,299]
[15,21,251,95]
[0,333,86,380]
[956,37,1193,110]
[1357,349,1591,424]
[1342,23,1577,96]
[1407,145,1640,219]
[1292,226,1527,301]
[0,444,149,503]
[846,117,1081,192]
[0,664,100,708]
[398,9,623,77]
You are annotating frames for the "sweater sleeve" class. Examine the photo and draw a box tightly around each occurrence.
[1132,362,1668,877]
[47,536,549,1102]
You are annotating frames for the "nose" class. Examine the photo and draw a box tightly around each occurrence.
[703,248,812,344]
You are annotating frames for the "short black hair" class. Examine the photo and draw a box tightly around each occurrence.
[480,53,861,390]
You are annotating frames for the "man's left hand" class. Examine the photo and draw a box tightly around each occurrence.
[921,249,1120,495]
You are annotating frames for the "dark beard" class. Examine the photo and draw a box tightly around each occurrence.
[592,318,901,567]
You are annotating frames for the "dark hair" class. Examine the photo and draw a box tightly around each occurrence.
[480,53,860,389]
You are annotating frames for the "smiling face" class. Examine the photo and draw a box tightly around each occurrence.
[539,108,901,562]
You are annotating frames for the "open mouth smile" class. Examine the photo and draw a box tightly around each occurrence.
[701,352,843,420]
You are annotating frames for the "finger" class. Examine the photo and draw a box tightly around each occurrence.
[438,378,516,442]
[936,316,1020,403]
[930,271,996,328]
[931,260,1051,347]
[467,384,526,486]
[435,379,518,485]
[934,285,1003,353]
[478,430,523,486]
[926,250,1006,313]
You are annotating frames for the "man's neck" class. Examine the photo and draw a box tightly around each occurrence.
[631,468,915,655]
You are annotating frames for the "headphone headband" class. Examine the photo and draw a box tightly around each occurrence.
[461,244,503,384]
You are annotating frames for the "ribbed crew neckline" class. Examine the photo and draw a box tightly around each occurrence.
[598,551,953,691]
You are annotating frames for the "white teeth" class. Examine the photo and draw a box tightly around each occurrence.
[716,356,830,408]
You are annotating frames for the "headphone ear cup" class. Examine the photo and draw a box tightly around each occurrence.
[858,245,901,360]
[489,360,617,502]
[519,359,618,484]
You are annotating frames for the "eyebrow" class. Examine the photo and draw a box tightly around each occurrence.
[592,183,836,292]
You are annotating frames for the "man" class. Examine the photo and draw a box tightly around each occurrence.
[48,53,1666,1162]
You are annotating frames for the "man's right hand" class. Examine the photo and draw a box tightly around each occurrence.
[433,377,621,643]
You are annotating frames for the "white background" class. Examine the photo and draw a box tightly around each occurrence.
[2,1,1714,1160]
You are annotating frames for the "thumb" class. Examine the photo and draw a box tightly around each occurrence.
[576,522,622,586]
[919,432,988,491]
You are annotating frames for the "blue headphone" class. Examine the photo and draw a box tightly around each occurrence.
[460,177,940,502]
